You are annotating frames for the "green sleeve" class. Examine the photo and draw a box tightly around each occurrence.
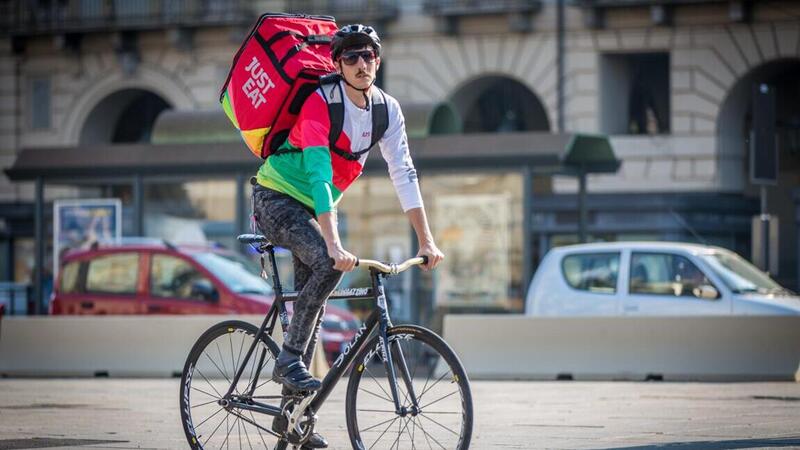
[302,146,334,214]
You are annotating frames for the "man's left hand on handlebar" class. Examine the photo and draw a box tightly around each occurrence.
[417,241,444,271]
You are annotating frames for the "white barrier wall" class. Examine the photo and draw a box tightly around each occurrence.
[0,316,333,377]
[443,315,800,381]
[1,315,799,380]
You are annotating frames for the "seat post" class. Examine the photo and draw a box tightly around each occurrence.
[264,243,283,296]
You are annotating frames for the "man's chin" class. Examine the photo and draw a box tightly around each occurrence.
[354,77,373,89]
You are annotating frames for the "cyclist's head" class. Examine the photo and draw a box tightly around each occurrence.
[331,24,381,61]
[332,24,381,93]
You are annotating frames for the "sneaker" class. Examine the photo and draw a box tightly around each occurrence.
[272,416,327,449]
[300,432,328,449]
[272,357,322,392]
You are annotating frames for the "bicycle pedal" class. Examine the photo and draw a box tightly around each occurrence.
[288,390,313,400]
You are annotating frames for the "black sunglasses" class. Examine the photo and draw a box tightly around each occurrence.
[340,50,377,66]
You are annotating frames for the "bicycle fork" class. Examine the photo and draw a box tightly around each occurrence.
[374,274,421,416]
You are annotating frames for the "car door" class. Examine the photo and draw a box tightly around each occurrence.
[623,251,728,315]
[82,252,143,314]
[144,252,221,314]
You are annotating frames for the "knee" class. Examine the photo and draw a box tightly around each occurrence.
[311,261,342,290]
[318,265,343,290]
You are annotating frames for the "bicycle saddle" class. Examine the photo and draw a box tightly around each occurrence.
[237,234,269,244]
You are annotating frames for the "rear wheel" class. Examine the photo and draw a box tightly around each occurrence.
[179,320,283,449]
[345,325,473,449]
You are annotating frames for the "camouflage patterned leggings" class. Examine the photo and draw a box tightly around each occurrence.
[252,185,344,361]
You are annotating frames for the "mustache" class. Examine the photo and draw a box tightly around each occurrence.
[356,70,370,77]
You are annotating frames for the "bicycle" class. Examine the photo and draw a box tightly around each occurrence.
[179,233,473,449]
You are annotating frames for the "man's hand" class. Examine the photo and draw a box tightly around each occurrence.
[417,241,444,271]
[328,244,358,272]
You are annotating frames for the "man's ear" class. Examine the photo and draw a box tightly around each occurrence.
[375,57,381,71]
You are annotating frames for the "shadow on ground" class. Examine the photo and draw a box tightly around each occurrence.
[597,437,800,450]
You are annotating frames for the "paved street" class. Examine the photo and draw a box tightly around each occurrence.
[0,379,799,449]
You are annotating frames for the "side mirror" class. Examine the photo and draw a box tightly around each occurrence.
[191,279,219,302]
[692,284,719,300]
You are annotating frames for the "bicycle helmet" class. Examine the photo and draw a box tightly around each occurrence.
[331,24,381,61]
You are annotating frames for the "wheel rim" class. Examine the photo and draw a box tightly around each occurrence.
[351,333,469,450]
[183,327,282,449]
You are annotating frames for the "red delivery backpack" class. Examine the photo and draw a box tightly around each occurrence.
[220,13,338,159]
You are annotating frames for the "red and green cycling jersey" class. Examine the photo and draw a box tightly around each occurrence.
[256,81,422,215]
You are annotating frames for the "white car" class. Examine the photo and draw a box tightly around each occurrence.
[526,242,800,316]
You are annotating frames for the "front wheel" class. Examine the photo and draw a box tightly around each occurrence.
[345,325,473,449]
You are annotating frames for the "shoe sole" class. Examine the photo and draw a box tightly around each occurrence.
[271,373,322,393]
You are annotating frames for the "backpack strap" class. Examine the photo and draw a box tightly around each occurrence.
[369,87,389,149]
[318,74,356,161]
[271,74,341,158]
[273,74,390,162]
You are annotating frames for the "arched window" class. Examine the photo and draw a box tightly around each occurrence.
[80,89,171,144]
[450,76,549,133]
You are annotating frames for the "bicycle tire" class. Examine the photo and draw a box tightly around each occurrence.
[179,320,282,450]
[345,324,473,449]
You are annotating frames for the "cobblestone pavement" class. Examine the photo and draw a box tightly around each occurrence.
[0,379,799,449]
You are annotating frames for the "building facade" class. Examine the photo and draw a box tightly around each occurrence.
[1,0,798,323]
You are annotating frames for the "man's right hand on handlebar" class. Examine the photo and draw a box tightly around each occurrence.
[328,243,358,272]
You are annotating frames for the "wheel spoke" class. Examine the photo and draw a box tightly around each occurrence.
[418,370,450,403]
[403,417,417,450]
[242,346,263,395]
[237,412,242,450]
[413,416,445,450]
[235,332,247,385]
[195,406,225,429]
[418,412,460,437]
[410,416,418,449]
[420,390,459,411]
[228,334,237,395]
[218,413,239,450]
[192,398,222,409]
[196,367,224,398]
[359,386,394,403]
[201,406,229,447]
[368,416,399,450]
[216,342,230,382]
[240,409,254,450]
[360,415,400,433]
[205,349,234,387]
[192,385,221,401]
[247,410,270,449]
[364,364,395,403]
[388,414,413,450]
[245,347,274,395]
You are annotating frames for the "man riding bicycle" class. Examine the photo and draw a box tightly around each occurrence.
[252,23,444,448]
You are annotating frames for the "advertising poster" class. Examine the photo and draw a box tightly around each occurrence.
[434,194,510,307]
[54,199,122,277]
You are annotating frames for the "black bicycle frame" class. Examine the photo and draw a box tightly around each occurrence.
[222,244,420,420]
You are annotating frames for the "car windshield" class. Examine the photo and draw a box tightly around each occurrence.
[193,252,273,295]
[700,250,789,295]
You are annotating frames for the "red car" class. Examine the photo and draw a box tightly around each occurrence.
[51,241,358,364]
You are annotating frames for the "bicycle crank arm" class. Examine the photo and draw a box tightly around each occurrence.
[288,392,317,436]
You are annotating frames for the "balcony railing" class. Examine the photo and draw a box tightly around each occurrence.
[572,0,726,6]
[286,0,399,24]
[1,0,254,36]
[424,0,542,17]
